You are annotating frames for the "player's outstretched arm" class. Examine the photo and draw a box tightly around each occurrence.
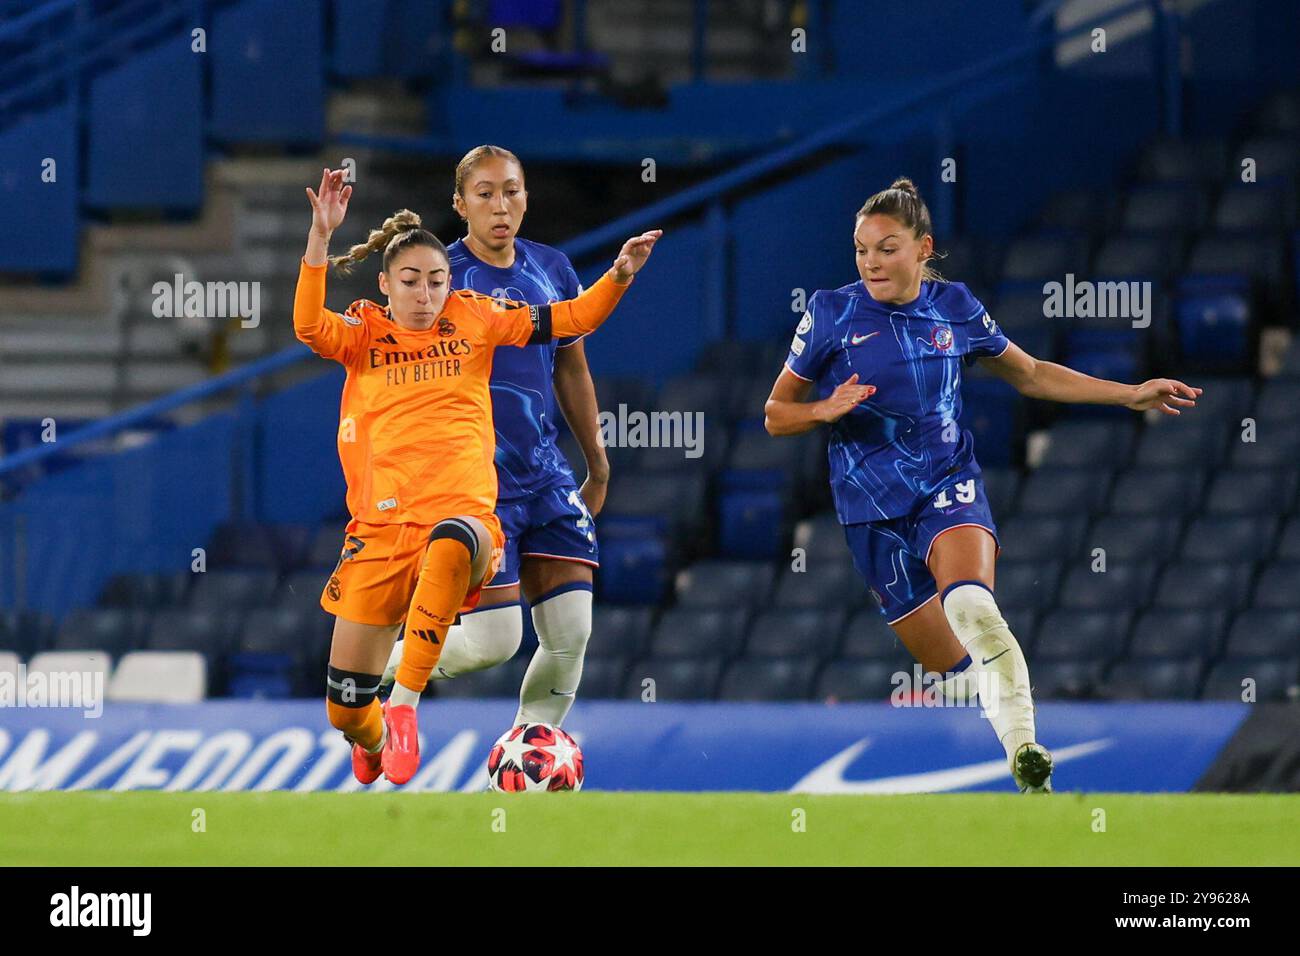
[982,342,1201,414]
[764,369,875,436]
[294,169,362,362]
[547,230,662,338]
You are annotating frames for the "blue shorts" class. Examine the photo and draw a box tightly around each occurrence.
[843,467,1000,625]
[487,483,599,589]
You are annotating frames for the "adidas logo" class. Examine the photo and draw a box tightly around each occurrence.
[411,628,441,645]
[375,333,398,345]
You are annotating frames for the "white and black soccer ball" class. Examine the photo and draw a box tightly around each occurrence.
[486,722,584,792]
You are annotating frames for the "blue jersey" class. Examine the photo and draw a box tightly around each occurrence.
[784,279,1010,523]
[447,237,583,502]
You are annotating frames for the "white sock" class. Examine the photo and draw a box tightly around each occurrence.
[389,682,421,708]
[940,582,1037,768]
[515,586,592,726]
[382,605,522,685]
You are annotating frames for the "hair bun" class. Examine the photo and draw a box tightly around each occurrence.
[890,177,918,196]
[384,209,422,232]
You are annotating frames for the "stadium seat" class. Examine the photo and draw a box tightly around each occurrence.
[717,658,818,701]
[814,659,909,702]
[1252,380,1300,424]
[1185,234,1287,287]
[1173,290,1252,372]
[1036,189,1116,236]
[145,609,241,655]
[1127,608,1228,659]
[1107,467,1207,515]
[227,669,294,700]
[1029,660,1107,699]
[674,560,774,610]
[1015,468,1113,516]
[1056,562,1156,611]
[745,608,846,660]
[207,522,283,570]
[1276,517,1300,560]
[187,570,280,612]
[1203,469,1298,515]
[628,658,721,700]
[1179,515,1279,562]
[1120,184,1208,234]
[1040,422,1137,470]
[1091,234,1183,281]
[1200,658,1299,702]
[791,511,847,562]
[1251,562,1300,608]
[996,515,1088,562]
[1152,561,1255,610]
[598,526,669,605]
[772,558,865,610]
[994,560,1064,612]
[603,473,706,538]
[1235,135,1300,180]
[1229,421,1300,468]
[1177,377,1255,426]
[1137,138,1228,184]
[998,233,1087,285]
[979,468,1021,518]
[98,571,193,609]
[304,526,345,571]
[0,611,54,657]
[959,379,1023,467]
[1032,609,1131,663]
[933,235,992,287]
[52,608,143,659]
[276,569,332,611]
[1100,659,1205,699]
[574,658,628,699]
[838,608,913,660]
[1082,515,1183,563]
[716,484,789,559]
[26,651,113,690]
[1213,185,1291,232]
[649,608,749,659]
[108,651,207,702]
[589,605,655,659]
[238,607,328,660]
[1224,609,1300,658]
[1131,419,1229,467]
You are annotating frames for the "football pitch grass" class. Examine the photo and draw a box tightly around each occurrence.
[3,792,1298,866]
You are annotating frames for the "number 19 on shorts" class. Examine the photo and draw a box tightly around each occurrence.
[932,478,976,510]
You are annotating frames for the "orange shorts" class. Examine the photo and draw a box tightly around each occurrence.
[320,514,505,627]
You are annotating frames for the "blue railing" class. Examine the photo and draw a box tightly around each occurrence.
[0,0,1171,484]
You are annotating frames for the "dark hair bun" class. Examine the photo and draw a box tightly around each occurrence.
[890,177,919,196]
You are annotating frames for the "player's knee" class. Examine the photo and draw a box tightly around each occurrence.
[325,666,382,731]
[429,518,478,562]
[462,603,524,668]
[531,584,593,659]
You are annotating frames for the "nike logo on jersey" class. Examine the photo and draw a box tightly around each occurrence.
[850,331,880,345]
[550,689,576,697]
[982,650,1010,665]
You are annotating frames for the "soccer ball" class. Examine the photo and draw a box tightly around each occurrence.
[486,722,584,792]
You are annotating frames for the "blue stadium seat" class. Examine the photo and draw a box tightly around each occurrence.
[960,378,1023,467]
[791,511,847,562]
[187,570,279,612]
[726,426,814,486]
[1030,660,1106,699]
[1036,190,1116,235]
[1152,561,1255,610]
[227,670,294,699]
[1092,234,1183,280]
[649,608,749,659]
[1229,421,1300,468]
[1213,185,1291,232]
[996,515,1088,562]
[1137,139,1228,184]
[1131,420,1227,467]
[1277,517,1300,560]
[1175,377,1254,427]
[1032,609,1131,663]
[598,525,669,605]
[1127,608,1228,659]
[839,608,913,660]
[603,473,705,538]
[1039,421,1136,469]
[629,658,721,700]
[1224,609,1300,658]
[575,658,628,699]
[716,485,789,559]
[674,560,774,609]
[589,605,655,659]
[52,608,143,659]
[0,611,54,657]
[145,609,241,656]
[592,376,654,417]
[99,571,193,609]
[1201,658,1299,702]
[1185,234,1288,287]
[933,236,992,287]
[717,659,818,701]
[746,608,845,660]
[998,233,1087,285]
[1173,291,1251,372]
[814,660,908,702]
[305,526,345,571]
[1234,136,1300,181]
[1057,562,1156,610]
[991,291,1056,333]
[979,468,1021,518]
[1107,468,1207,516]
[1120,184,1208,234]
[1100,659,1205,699]
[1083,515,1183,562]
[995,560,1063,612]
[729,377,783,424]
[276,569,330,612]
[238,607,326,659]
[772,558,864,609]
[1179,515,1279,562]
[207,522,283,571]
[1253,380,1300,424]
[657,373,732,417]
[1016,468,1112,516]
[1203,469,1298,515]
[1251,562,1300,608]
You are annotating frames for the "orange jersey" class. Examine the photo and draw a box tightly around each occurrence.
[293,259,629,525]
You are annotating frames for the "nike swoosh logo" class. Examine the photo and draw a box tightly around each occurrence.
[850,331,880,345]
[982,650,1010,665]
[789,737,1113,793]
[550,689,576,697]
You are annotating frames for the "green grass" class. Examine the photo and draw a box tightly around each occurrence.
[2,792,1296,866]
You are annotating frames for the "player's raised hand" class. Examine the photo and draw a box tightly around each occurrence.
[611,230,663,281]
[1126,378,1201,415]
[817,373,877,423]
[305,167,352,237]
